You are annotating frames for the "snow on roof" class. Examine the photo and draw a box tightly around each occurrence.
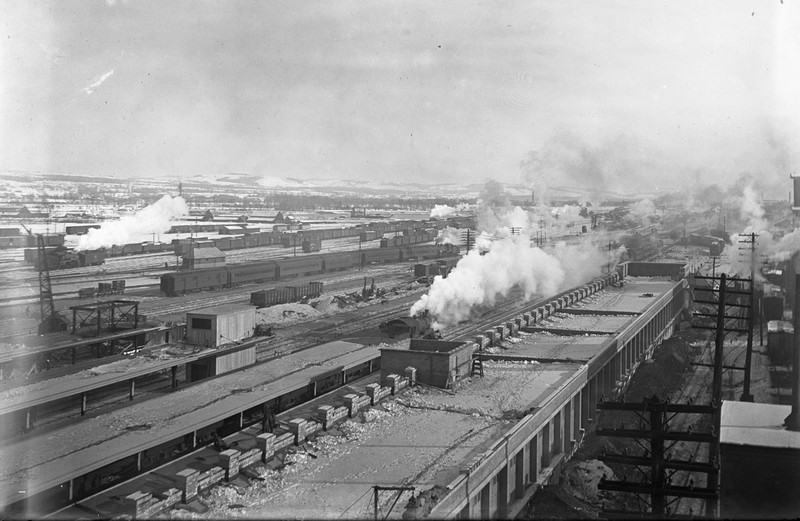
[720,401,800,450]
[183,246,225,259]
[570,278,676,314]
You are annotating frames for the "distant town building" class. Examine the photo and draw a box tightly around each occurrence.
[0,205,49,219]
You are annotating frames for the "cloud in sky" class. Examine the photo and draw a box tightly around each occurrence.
[1,0,798,189]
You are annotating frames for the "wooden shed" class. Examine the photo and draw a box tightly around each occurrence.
[185,304,256,348]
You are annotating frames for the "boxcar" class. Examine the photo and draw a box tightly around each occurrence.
[79,249,106,266]
[213,237,232,250]
[244,235,259,248]
[275,256,324,278]
[229,237,245,250]
[227,261,279,285]
[302,238,322,253]
[405,244,440,261]
[321,251,360,272]
[122,243,143,255]
[362,247,401,265]
[161,267,227,295]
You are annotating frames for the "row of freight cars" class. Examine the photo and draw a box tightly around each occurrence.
[20,216,470,270]
[160,244,460,296]
[24,246,107,271]
[250,282,324,308]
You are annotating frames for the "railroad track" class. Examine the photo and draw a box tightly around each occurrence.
[665,330,749,516]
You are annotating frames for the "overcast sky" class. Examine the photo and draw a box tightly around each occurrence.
[1,0,798,191]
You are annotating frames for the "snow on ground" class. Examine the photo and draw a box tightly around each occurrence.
[562,459,618,506]
[256,303,321,327]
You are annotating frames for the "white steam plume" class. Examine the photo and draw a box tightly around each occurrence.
[628,199,657,225]
[410,235,565,325]
[430,204,456,219]
[415,180,614,326]
[769,229,800,262]
[76,195,189,250]
[739,185,769,233]
[436,227,460,246]
[721,185,773,276]
[410,226,614,325]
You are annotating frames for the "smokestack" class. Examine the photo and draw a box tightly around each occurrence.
[531,190,535,206]
[786,273,800,430]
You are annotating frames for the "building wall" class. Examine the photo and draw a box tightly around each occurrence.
[186,308,256,348]
[214,308,256,346]
[184,257,225,270]
[186,316,216,348]
[380,343,475,388]
[215,346,256,375]
[720,444,800,519]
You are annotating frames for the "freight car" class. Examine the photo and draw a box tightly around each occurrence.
[79,249,106,266]
[159,245,460,296]
[160,267,229,295]
[227,261,279,286]
[24,246,107,270]
[250,281,323,308]
[362,247,402,264]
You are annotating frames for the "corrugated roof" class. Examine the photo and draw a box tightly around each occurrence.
[184,246,225,259]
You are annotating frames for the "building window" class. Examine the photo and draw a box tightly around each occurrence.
[192,318,212,330]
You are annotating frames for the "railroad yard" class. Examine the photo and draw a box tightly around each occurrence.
[0,170,798,521]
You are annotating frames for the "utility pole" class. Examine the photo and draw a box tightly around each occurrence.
[738,233,757,402]
[597,396,718,518]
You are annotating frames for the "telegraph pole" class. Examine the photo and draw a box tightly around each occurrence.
[738,233,757,402]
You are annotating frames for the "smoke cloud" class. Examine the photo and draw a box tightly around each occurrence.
[76,195,189,250]
[628,199,657,225]
[411,204,617,325]
[720,184,773,276]
[435,227,460,246]
[410,235,566,325]
[430,204,456,219]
